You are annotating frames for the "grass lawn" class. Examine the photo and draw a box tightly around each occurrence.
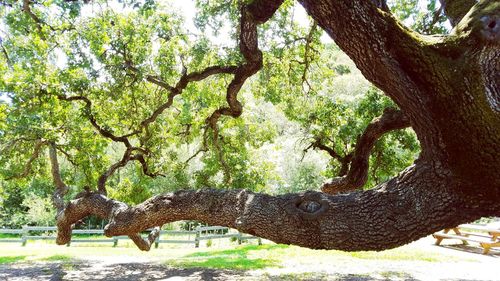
[0,238,474,270]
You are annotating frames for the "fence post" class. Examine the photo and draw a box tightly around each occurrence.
[113,237,118,247]
[237,232,242,245]
[195,230,200,248]
[21,225,28,246]
[258,237,262,245]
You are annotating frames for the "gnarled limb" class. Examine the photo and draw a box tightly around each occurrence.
[203,2,284,184]
[299,0,500,194]
[322,108,410,194]
[137,65,238,130]
[128,227,160,251]
[48,142,69,211]
[55,189,161,250]
[56,162,500,251]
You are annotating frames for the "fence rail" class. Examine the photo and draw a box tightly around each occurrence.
[0,225,261,248]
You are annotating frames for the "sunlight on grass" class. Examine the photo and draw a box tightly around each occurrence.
[0,237,474,271]
[0,256,28,264]
[169,245,282,270]
[166,243,467,271]
[37,254,73,262]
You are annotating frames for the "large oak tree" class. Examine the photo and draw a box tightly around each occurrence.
[0,0,498,251]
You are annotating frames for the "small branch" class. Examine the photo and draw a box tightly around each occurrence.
[301,23,317,94]
[97,147,133,194]
[6,139,47,180]
[310,138,344,162]
[439,0,477,27]
[184,147,208,165]
[322,108,411,194]
[138,65,238,130]
[131,153,164,178]
[0,40,12,69]
[57,94,133,147]
[22,0,48,40]
[306,138,352,176]
[55,146,78,167]
[422,6,445,34]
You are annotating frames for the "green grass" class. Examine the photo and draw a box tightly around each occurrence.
[166,242,469,270]
[0,256,28,264]
[169,245,282,270]
[38,255,73,262]
[0,238,476,271]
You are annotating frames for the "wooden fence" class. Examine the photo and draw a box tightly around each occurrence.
[0,226,261,248]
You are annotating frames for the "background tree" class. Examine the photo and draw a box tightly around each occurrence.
[0,0,498,251]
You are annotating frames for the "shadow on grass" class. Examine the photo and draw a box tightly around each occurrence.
[262,272,422,281]
[0,256,28,264]
[170,244,286,270]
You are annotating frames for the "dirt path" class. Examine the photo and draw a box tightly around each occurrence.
[1,238,498,281]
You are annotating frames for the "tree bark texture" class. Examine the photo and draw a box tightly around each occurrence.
[57,163,500,251]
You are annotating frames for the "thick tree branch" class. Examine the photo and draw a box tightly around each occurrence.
[202,2,284,184]
[49,142,69,211]
[205,6,265,128]
[322,108,410,194]
[56,189,161,250]
[56,163,500,251]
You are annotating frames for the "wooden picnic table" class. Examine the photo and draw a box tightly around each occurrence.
[433,224,500,254]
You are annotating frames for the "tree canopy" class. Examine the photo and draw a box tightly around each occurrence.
[0,0,499,251]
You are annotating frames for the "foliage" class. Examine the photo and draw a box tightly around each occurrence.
[22,193,55,226]
[389,0,449,35]
[0,0,433,224]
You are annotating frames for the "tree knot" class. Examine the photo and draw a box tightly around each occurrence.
[286,191,329,219]
[480,15,500,43]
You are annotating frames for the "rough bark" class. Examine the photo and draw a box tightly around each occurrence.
[56,162,500,251]
[48,143,69,211]
[322,108,410,194]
